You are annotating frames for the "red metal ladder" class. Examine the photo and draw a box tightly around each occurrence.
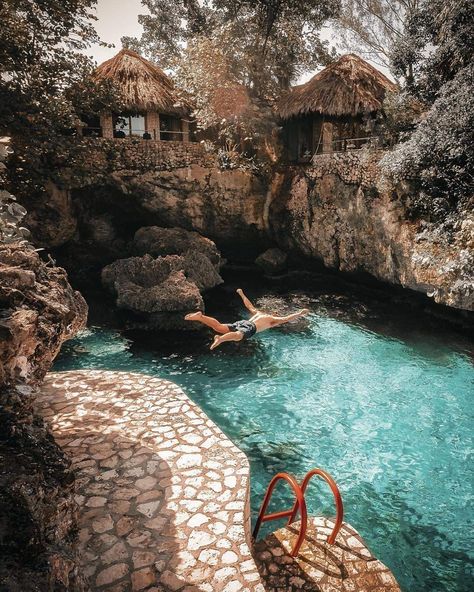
[252,468,344,557]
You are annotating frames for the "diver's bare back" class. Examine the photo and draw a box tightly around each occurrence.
[184,288,309,350]
[249,312,285,332]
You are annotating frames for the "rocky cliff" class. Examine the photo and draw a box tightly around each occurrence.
[0,244,88,591]
[101,227,224,330]
[34,139,473,312]
[269,151,473,311]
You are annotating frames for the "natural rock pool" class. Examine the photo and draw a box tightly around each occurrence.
[55,272,473,592]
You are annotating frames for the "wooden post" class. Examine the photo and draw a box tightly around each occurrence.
[322,122,333,153]
[146,111,159,141]
[100,111,114,139]
[182,119,190,142]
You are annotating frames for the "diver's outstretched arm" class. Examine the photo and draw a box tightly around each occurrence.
[272,309,310,326]
[236,288,258,314]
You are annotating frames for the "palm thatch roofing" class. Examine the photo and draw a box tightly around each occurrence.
[278,54,397,120]
[94,48,191,116]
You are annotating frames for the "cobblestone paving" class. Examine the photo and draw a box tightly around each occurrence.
[254,517,401,591]
[37,369,400,592]
[37,370,264,592]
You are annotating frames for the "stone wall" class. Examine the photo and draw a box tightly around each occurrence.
[76,138,213,177]
[308,149,384,187]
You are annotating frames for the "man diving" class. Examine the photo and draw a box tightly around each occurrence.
[185,288,310,350]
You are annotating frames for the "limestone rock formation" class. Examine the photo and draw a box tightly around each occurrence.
[32,140,473,312]
[133,226,222,267]
[255,247,288,276]
[102,227,224,330]
[269,152,474,312]
[102,253,222,329]
[0,245,87,384]
[24,181,77,248]
[0,243,88,591]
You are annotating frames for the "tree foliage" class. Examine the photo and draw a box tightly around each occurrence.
[123,0,339,145]
[334,0,420,79]
[382,0,474,220]
[124,0,339,98]
[0,0,121,198]
[390,0,474,99]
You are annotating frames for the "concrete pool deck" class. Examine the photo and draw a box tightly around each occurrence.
[37,370,400,591]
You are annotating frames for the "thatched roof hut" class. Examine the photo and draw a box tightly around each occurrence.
[278,54,397,120]
[94,48,190,116]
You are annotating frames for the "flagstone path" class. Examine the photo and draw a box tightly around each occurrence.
[37,369,401,592]
[37,370,263,592]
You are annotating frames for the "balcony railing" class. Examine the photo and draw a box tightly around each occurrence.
[295,134,392,163]
[80,127,192,141]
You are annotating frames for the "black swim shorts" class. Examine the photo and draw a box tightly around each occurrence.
[226,320,257,339]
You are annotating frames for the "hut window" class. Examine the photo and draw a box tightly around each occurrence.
[159,115,183,141]
[130,115,145,136]
[114,114,146,137]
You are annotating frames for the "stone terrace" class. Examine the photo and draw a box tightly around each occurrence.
[36,369,400,592]
[255,517,400,591]
[79,138,214,175]
[37,370,263,592]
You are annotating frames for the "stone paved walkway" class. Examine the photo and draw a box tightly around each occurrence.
[37,369,400,592]
[37,371,264,592]
[254,517,401,591]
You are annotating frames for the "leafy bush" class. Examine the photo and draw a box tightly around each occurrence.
[382,63,474,220]
[216,142,269,176]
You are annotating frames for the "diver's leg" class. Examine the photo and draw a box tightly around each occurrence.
[210,331,244,350]
[184,312,229,334]
[236,288,258,314]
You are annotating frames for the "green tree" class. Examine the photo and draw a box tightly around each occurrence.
[390,0,473,99]
[0,0,120,197]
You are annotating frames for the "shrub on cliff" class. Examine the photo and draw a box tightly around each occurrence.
[382,64,474,220]
[382,0,474,221]
[0,141,30,245]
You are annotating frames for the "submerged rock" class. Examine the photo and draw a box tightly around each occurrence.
[102,254,203,312]
[0,243,87,591]
[255,247,288,276]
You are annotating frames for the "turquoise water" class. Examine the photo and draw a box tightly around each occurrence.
[55,280,474,591]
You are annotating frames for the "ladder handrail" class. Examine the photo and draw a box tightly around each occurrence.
[252,472,308,557]
[288,468,344,545]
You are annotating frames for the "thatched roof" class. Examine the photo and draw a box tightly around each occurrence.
[94,48,190,116]
[278,54,397,120]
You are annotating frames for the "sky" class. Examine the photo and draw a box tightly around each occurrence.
[86,0,391,83]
